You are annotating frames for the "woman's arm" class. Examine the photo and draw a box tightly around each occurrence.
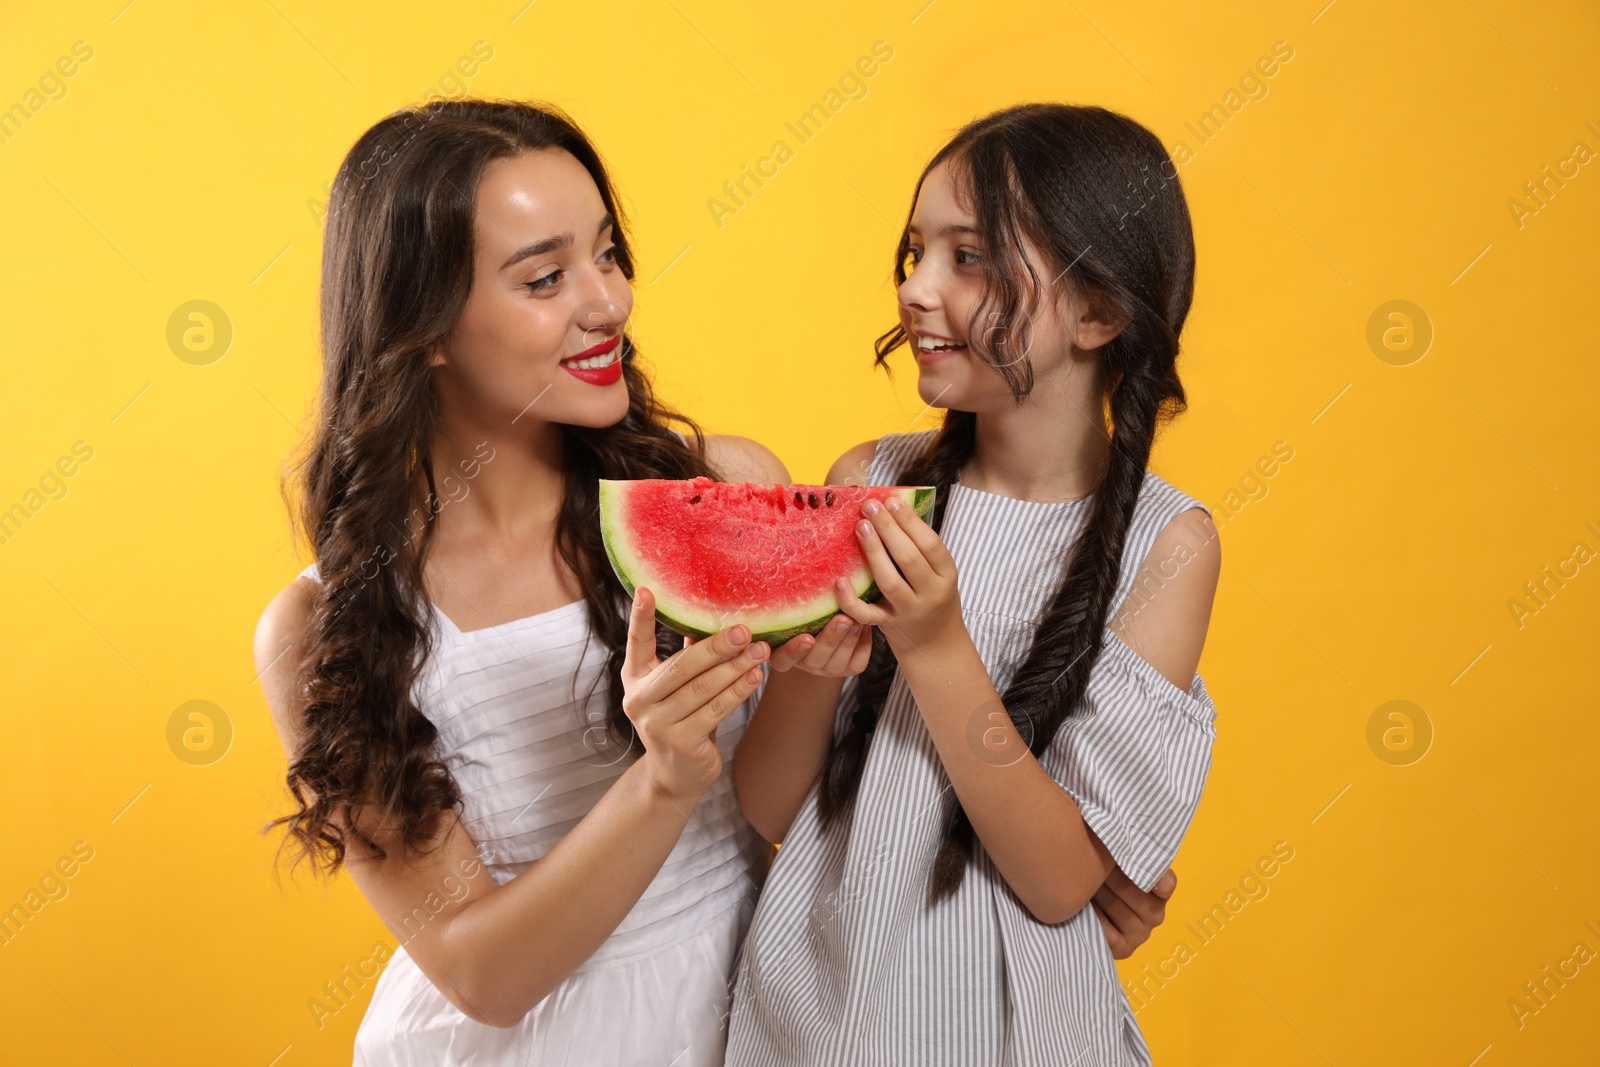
[255,579,770,1028]
[837,496,1219,925]
[729,440,878,844]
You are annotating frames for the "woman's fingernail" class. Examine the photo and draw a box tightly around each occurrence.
[730,626,749,645]
[857,520,872,537]
[748,642,768,661]
[863,500,881,516]
[885,497,901,512]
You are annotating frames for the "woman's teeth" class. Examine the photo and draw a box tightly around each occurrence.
[563,350,618,370]
[918,337,966,351]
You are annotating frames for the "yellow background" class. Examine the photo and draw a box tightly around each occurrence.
[3,0,1597,1063]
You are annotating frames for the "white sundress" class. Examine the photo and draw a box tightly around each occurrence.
[297,561,772,1066]
[723,428,1222,1066]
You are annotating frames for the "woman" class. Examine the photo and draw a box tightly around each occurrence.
[254,98,1174,1065]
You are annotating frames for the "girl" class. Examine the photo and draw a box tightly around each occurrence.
[726,103,1221,1066]
[254,99,785,1065]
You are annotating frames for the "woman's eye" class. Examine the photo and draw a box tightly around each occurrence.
[599,246,618,264]
[524,270,563,292]
[956,248,983,266]
[902,246,923,273]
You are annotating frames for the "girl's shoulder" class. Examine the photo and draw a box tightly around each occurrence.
[1119,469,1219,607]
[1136,467,1213,523]
[849,428,938,486]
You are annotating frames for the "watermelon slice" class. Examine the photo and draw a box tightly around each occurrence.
[599,476,937,645]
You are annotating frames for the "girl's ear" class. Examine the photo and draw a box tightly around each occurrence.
[426,341,448,369]
[1067,289,1130,351]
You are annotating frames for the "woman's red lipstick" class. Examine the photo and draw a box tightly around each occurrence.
[559,334,623,386]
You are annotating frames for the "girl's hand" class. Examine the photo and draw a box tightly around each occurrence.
[835,496,963,655]
[767,614,874,676]
[621,586,769,807]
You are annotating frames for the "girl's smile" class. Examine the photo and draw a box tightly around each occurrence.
[909,326,969,365]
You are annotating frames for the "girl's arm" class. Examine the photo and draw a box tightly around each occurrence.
[837,495,1219,925]
[732,619,872,843]
[730,441,879,844]
[255,581,769,1028]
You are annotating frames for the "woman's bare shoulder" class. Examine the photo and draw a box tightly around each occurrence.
[703,434,883,486]
[704,434,791,484]
[253,576,321,754]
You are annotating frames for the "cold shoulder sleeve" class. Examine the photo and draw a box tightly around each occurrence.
[1037,626,1219,892]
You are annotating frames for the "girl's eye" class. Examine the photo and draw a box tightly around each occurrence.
[524,270,563,292]
[956,248,983,266]
[902,246,923,273]
[599,246,618,264]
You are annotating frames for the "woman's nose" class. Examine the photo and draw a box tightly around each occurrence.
[574,296,628,348]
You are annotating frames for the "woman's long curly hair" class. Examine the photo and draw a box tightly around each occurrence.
[267,99,712,875]
[817,103,1198,904]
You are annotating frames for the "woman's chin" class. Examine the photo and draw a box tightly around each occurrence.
[575,392,632,429]
[529,383,631,430]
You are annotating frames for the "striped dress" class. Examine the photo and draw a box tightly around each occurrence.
[296,561,772,1066]
[722,429,1220,1066]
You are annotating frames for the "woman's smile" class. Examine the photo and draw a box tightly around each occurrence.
[558,333,623,385]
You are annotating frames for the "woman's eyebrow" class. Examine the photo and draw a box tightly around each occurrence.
[500,212,616,270]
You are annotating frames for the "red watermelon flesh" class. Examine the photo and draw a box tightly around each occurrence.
[598,476,937,645]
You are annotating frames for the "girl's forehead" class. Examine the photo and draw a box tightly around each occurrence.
[912,161,978,232]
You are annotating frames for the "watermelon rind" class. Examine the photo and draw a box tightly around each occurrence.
[598,481,937,646]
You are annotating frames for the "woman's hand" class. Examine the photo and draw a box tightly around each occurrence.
[621,586,769,807]
[835,495,964,655]
[767,614,874,676]
[1095,867,1178,959]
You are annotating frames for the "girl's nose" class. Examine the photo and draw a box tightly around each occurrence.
[899,269,937,314]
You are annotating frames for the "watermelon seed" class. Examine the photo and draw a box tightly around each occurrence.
[794,490,804,506]
[824,490,835,506]
[808,492,820,507]
[690,494,701,504]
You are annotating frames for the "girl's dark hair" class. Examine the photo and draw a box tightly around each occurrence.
[818,103,1197,904]
[268,99,712,875]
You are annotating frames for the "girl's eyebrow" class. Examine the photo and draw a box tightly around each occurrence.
[906,222,980,238]
[500,212,616,270]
